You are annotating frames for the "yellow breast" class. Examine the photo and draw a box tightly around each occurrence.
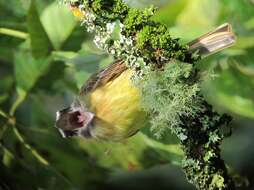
[85,69,147,140]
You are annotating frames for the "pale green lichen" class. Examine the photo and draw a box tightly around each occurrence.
[135,61,202,138]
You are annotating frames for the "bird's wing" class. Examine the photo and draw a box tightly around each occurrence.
[80,60,128,95]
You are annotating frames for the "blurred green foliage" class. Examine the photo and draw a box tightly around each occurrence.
[0,0,254,189]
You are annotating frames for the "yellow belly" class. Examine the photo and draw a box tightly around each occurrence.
[85,69,147,141]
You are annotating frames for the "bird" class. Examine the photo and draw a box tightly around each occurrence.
[55,23,236,141]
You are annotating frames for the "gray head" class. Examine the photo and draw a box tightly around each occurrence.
[55,99,94,138]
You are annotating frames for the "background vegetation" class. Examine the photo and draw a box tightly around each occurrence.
[0,0,254,189]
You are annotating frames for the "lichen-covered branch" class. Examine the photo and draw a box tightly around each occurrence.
[61,0,235,189]
[181,102,235,190]
[63,0,199,71]
[137,62,235,190]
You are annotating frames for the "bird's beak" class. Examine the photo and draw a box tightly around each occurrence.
[83,111,94,127]
[55,107,95,138]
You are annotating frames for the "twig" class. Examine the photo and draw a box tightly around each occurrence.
[0,27,28,39]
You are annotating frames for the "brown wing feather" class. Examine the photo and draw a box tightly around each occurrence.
[80,60,128,95]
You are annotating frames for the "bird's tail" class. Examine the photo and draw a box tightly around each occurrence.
[187,23,236,57]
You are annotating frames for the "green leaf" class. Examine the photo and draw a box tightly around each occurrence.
[153,0,188,27]
[35,60,66,92]
[1,144,14,167]
[77,133,183,170]
[233,36,254,50]
[51,51,78,61]
[0,0,27,28]
[170,0,220,41]
[11,44,51,115]
[220,0,254,22]
[14,49,51,92]
[10,87,27,116]
[0,29,26,63]
[40,2,77,50]
[205,63,254,118]
[27,0,52,58]
[245,17,254,30]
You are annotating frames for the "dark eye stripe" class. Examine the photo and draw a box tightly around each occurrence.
[63,130,78,137]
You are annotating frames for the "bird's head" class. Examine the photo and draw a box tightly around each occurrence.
[55,99,94,138]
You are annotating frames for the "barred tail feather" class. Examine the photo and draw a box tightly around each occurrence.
[188,23,236,57]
